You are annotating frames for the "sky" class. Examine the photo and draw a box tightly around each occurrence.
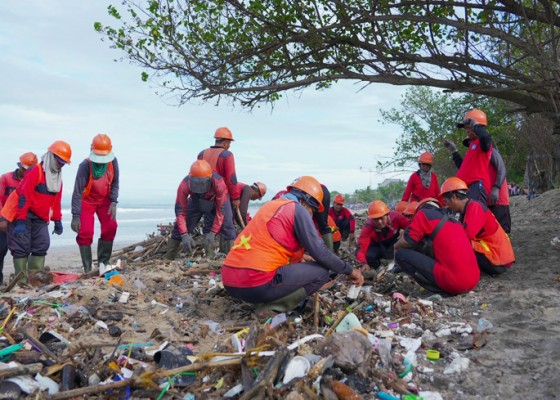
[0,0,408,207]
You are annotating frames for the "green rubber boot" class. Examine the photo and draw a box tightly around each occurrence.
[97,240,113,267]
[255,287,308,314]
[165,238,181,260]
[321,232,334,252]
[27,255,45,274]
[219,237,234,255]
[13,257,28,281]
[79,246,93,273]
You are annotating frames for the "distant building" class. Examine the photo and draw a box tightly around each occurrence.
[378,178,403,188]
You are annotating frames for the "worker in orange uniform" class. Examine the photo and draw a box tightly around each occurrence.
[440,177,515,276]
[402,152,440,202]
[222,176,363,315]
[355,200,410,270]
[0,152,38,283]
[234,182,267,227]
[402,201,419,221]
[198,127,240,210]
[8,141,71,279]
[444,109,493,203]
[328,194,356,253]
[394,201,409,215]
[71,134,120,272]
[394,198,480,295]
[166,160,235,260]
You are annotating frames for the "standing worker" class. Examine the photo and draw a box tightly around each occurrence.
[8,141,71,279]
[198,127,241,209]
[440,177,515,276]
[234,181,267,227]
[0,152,38,283]
[402,152,440,202]
[355,200,410,270]
[166,160,236,260]
[222,176,364,316]
[328,194,356,252]
[444,109,493,203]
[71,134,119,272]
[394,198,480,295]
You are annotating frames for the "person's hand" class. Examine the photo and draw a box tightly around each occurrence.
[181,233,194,254]
[71,216,81,233]
[348,268,365,286]
[231,199,241,209]
[358,263,370,271]
[53,220,63,235]
[443,138,458,153]
[348,233,355,244]
[490,187,500,204]
[302,254,315,262]
[0,219,7,233]
[108,202,117,221]
[13,220,27,238]
[204,232,216,248]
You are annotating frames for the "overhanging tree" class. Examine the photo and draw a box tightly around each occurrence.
[97,0,560,128]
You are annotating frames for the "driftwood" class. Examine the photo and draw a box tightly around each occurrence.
[0,363,43,380]
[20,326,59,362]
[313,293,320,333]
[239,347,289,400]
[3,271,25,293]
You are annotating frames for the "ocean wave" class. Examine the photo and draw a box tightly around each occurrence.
[61,207,169,214]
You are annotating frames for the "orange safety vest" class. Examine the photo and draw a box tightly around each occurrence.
[327,215,342,242]
[224,199,303,272]
[0,165,43,222]
[471,223,515,266]
[82,160,114,199]
[201,147,224,171]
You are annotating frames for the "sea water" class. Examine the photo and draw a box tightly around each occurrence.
[52,203,261,248]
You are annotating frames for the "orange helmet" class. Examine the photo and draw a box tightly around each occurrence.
[395,201,408,213]
[416,197,441,213]
[333,194,345,205]
[458,109,487,127]
[403,201,419,216]
[189,160,212,178]
[91,134,113,155]
[48,141,72,164]
[18,152,38,169]
[418,152,434,165]
[287,176,324,212]
[368,200,390,219]
[214,127,234,141]
[440,177,468,196]
[251,182,267,199]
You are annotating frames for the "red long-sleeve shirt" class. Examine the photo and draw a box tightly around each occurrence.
[15,164,62,222]
[402,171,440,202]
[174,172,229,235]
[356,211,410,263]
[328,206,355,233]
[0,170,21,207]
[198,146,240,200]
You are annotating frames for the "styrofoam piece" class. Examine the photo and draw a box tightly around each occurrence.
[224,383,244,398]
[34,374,59,394]
[335,313,362,333]
[282,356,311,384]
[346,285,361,300]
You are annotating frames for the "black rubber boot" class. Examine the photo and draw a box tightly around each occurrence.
[165,238,181,260]
[97,240,113,266]
[79,246,93,272]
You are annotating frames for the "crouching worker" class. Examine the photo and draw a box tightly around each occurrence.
[166,160,235,260]
[394,198,480,295]
[355,200,410,270]
[440,177,515,276]
[221,176,364,315]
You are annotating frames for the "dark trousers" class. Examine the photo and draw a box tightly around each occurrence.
[488,205,511,234]
[364,236,398,269]
[171,200,236,241]
[395,248,446,294]
[475,252,508,276]
[224,262,330,304]
[467,181,488,204]
[8,213,50,258]
[0,230,7,279]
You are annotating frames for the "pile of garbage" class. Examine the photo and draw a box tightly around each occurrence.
[0,239,494,399]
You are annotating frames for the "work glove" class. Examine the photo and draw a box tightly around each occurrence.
[443,138,458,153]
[71,216,81,233]
[490,187,500,205]
[13,220,27,239]
[108,202,117,221]
[52,220,63,235]
[181,233,194,254]
[204,232,216,258]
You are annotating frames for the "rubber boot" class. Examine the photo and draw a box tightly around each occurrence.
[321,232,334,252]
[219,237,234,255]
[97,240,113,267]
[13,257,28,282]
[79,246,93,273]
[27,255,45,274]
[165,238,181,260]
[255,287,308,314]
[204,240,216,259]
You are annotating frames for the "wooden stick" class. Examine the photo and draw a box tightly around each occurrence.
[20,327,59,362]
[3,271,24,293]
[0,363,43,380]
[313,293,320,333]
[149,357,242,380]
[49,378,132,400]
[235,208,246,229]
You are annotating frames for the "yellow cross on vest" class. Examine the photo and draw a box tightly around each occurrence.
[232,234,252,250]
